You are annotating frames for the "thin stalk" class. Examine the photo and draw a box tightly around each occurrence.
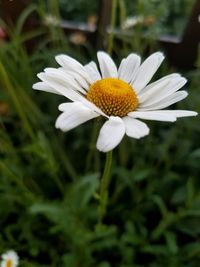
[0,161,35,202]
[53,137,78,181]
[98,150,113,226]
[47,0,65,47]
[0,61,35,140]
[86,120,100,171]
[107,0,117,54]
[48,0,60,18]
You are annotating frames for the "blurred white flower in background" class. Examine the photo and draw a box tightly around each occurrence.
[1,250,19,267]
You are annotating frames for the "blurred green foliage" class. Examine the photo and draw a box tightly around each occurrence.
[58,0,194,36]
[0,0,200,266]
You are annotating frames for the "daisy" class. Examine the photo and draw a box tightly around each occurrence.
[33,51,197,152]
[1,250,19,267]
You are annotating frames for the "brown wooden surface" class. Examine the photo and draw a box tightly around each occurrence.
[0,0,36,28]
[0,0,38,51]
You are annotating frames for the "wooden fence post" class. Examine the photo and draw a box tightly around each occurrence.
[96,0,113,49]
[160,0,200,68]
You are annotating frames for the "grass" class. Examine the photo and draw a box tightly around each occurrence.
[0,1,200,266]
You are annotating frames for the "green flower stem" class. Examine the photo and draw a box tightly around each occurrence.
[98,150,113,224]
[86,120,100,171]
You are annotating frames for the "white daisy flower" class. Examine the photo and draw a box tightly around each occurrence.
[33,51,197,152]
[1,250,19,267]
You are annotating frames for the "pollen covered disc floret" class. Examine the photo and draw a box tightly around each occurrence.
[86,78,139,117]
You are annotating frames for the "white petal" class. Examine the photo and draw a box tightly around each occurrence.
[129,110,197,121]
[118,53,141,83]
[161,110,198,118]
[123,116,150,138]
[32,81,62,95]
[66,70,89,91]
[55,54,83,69]
[139,91,188,110]
[97,51,118,78]
[38,72,107,116]
[132,52,164,93]
[55,54,93,83]
[81,99,108,117]
[55,102,99,131]
[44,68,87,94]
[139,76,187,105]
[96,116,125,152]
[58,101,105,117]
[128,111,177,122]
[37,72,83,102]
[84,61,101,83]
[138,73,181,95]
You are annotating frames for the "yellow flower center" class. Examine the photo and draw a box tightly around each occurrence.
[6,259,13,267]
[86,78,139,117]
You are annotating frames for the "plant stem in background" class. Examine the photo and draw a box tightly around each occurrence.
[0,61,35,140]
[86,120,100,172]
[98,150,113,226]
[107,0,117,54]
